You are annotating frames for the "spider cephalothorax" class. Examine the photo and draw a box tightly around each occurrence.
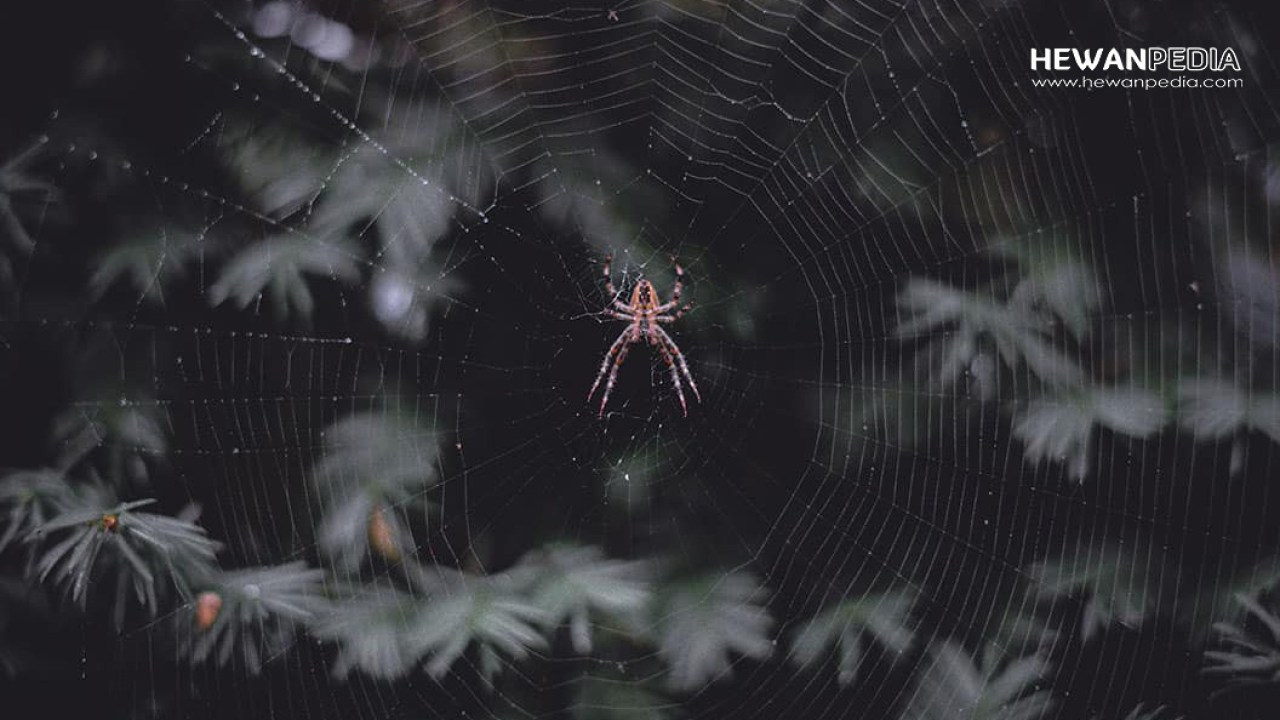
[587,256,701,417]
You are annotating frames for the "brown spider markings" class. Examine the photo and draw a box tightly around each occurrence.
[587,255,701,418]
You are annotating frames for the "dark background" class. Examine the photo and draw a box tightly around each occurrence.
[2,0,1279,718]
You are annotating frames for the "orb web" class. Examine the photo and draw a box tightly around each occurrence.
[2,0,1278,719]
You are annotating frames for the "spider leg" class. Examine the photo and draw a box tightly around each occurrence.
[602,255,617,298]
[655,326,701,403]
[588,329,634,417]
[652,334,689,417]
[595,343,632,418]
[601,255,633,313]
[654,300,693,322]
[655,256,684,312]
[587,329,628,401]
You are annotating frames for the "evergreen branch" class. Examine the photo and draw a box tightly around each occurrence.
[655,570,774,691]
[901,641,1055,720]
[28,486,218,626]
[789,589,915,686]
[313,411,439,572]
[516,543,652,654]
[183,561,326,673]
[1203,592,1280,697]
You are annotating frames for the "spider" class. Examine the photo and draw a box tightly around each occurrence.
[587,255,701,418]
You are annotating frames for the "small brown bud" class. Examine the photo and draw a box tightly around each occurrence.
[368,506,401,561]
[195,591,223,631]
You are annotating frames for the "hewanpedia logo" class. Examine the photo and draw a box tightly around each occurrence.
[1031,47,1240,72]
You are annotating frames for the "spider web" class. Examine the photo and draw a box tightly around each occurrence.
[4,0,1279,718]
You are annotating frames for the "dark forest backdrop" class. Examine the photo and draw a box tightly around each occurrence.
[1,1,1279,719]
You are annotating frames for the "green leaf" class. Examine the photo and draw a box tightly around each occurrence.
[406,569,551,682]
[896,278,1084,390]
[1028,540,1168,642]
[184,561,325,673]
[316,146,454,266]
[517,544,652,653]
[89,224,206,303]
[208,234,361,321]
[1178,378,1280,444]
[1013,387,1166,481]
[311,584,423,680]
[1203,593,1280,697]
[220,121,331,219]
[0,141,59,255]
[313,411,440,496]
[0,469,74,553]
[315,569,552,683]
[29,486,218,627]
[50,403,167,479]
[1010,260,1099,341]
[313,411,439,572]
[790,590,915,685]
[655,570,774,691]
[900,642,1054,720]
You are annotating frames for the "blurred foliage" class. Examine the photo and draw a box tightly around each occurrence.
[404,569,550,681]
[654,570,774,691]
[789,589,915,685]
[1028,541,1171,643]
[313,569,551,682]
[208,234,361,321]
[1203,592,1280,698]
[31,492,218,628]
[183,561,326,671]
[309,583,423,680]
[514,544,651,654]
[50,402,167,482]
[0,141,59,256]
[0,0,1277,718]
[0,469,74,556]
[900,641,1054,720]
[1178,377,1280,475]
[895,269,1087,393]
[89,222,206,303]
[1013,386,1166,482]
[1178,378,1280,444]
[312,411,439,571]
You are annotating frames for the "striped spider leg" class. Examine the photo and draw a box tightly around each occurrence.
[587,255,699,417]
